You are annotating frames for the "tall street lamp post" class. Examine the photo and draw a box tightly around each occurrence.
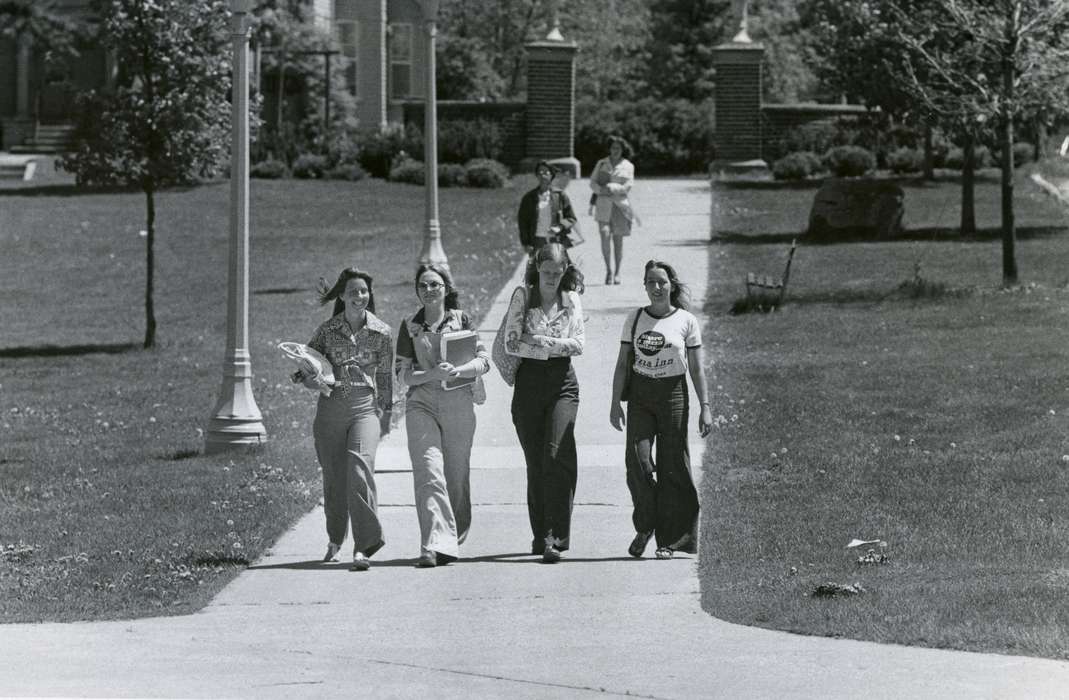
[417,0,448,270]
[206,0,266,453]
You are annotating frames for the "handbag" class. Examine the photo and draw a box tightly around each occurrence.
[619,308,642,402]
[553,191,583,248]
[491,286,527,386]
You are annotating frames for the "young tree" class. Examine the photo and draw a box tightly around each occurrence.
[60,0,233,348]
[894,0,1069,285]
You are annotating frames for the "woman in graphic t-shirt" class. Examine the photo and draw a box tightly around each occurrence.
[609,260,712,560]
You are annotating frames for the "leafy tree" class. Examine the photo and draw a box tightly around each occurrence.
[646,0,732,101]
[436,34,507,101]
[0,0,80,58]
[562,0,651,102]
[59,0,233,348]
[893,0,1069,284]
[749,0,819,102]
[437,0,541,97]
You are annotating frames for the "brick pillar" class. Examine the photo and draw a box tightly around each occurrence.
[713,40,764,163]
[524,38,580,177]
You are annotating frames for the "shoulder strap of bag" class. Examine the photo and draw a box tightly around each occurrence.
[629,307,642,343]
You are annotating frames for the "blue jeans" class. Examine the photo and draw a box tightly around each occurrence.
[624,373,698,553]
[511,357,579,553]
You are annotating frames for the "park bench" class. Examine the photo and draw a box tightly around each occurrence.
[745,239,796,310]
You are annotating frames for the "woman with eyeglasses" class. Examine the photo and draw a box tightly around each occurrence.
[501,243,585,563]
[298,267,394,571]
[395,264,491,568]
[609,260,712,560]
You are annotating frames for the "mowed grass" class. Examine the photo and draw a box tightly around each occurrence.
[0,177,524,622]
[699,167,1069,658]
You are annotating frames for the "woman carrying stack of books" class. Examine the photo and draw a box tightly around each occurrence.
[395,264,490,568]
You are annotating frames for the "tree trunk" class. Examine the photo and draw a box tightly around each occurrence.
[923,123,935,180]
[143,186,156,349]
[1034,114,1046,163]
[1000,50,1017,285]
[961,131,976,237]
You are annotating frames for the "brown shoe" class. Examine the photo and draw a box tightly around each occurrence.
[416,552,437,568]
[628,532,652,558]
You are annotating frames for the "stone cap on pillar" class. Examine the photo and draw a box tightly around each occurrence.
[525,39,578,61]
[713,40,764,64]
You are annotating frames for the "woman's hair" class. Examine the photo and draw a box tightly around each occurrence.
[607,135,634,160]
[644,259,690,310]
[414,263,460,310]
[525,243,585,308]
[533,160,556,176]
[318,266,376,316]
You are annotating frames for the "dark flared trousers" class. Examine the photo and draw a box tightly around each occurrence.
[625,373,699,553]
[511,357,579,553]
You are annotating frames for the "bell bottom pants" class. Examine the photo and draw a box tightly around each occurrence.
[511,357,579,553]
[625,373,699,553]
[313,387,384,557]
[405,383,476,560]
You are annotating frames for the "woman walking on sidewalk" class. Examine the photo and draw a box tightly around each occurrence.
[396,264,491,568]
[500,243,585,563]
[300,267,393,571]
[589,135,636,285]
[609,260,712,559]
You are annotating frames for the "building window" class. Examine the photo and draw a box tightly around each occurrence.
[389,23,412,99]
[334,20,358,97]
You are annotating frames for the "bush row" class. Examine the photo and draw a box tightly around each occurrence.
[772,118,1038,173]
[575,96,716,175]
[772,141,1035,180]
[388,157,510,189]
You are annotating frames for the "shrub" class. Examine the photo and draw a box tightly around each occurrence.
[438,119,503,164]
[823,145,875,177]
[389,157,425,185]
[326,163,366,181]
[775,122,840,162]
[291,153,328,179]
[325,133,362,168]
[771,151,823,180]
[250,159,287,179]
[356,124,423,178]
[463,158,510,188]
[438,162,467,187]
[994,141,1034,168]
[944,145,991,170]
[887,147,923,174]
[575,96,716,175]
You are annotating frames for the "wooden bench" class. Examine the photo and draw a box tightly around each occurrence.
[745,239,796,309]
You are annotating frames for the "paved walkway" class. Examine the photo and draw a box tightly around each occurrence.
[3,179,1069,698]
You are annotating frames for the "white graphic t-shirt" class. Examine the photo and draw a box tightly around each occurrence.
[621,307,701,379]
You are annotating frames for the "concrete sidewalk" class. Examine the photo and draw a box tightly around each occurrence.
[3,179,1069,698]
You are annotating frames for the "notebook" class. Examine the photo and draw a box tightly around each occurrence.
[440,330,478,390]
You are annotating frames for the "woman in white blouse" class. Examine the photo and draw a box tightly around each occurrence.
[502,243,586,563]
[589,135,636,285]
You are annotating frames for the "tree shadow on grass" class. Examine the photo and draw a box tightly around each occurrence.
[0,342,139,358]
[0,182,211,197]
[714,225,1069,246]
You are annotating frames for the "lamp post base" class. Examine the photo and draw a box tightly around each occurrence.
[204,374,266,454]
[418,220,449,271]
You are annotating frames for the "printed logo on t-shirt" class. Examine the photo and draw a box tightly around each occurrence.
[635,330,666,356]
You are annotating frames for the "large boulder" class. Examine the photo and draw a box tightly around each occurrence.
[808,178,904,239]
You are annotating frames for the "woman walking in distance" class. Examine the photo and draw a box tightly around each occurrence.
[609,260,712,559]
[299,267,393,571]
[589,135,636,285]
[501,243,585,563]
[396,264,491,568]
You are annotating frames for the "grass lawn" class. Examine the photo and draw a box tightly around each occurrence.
[0,176,525,622]
[700,165,1069,658]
